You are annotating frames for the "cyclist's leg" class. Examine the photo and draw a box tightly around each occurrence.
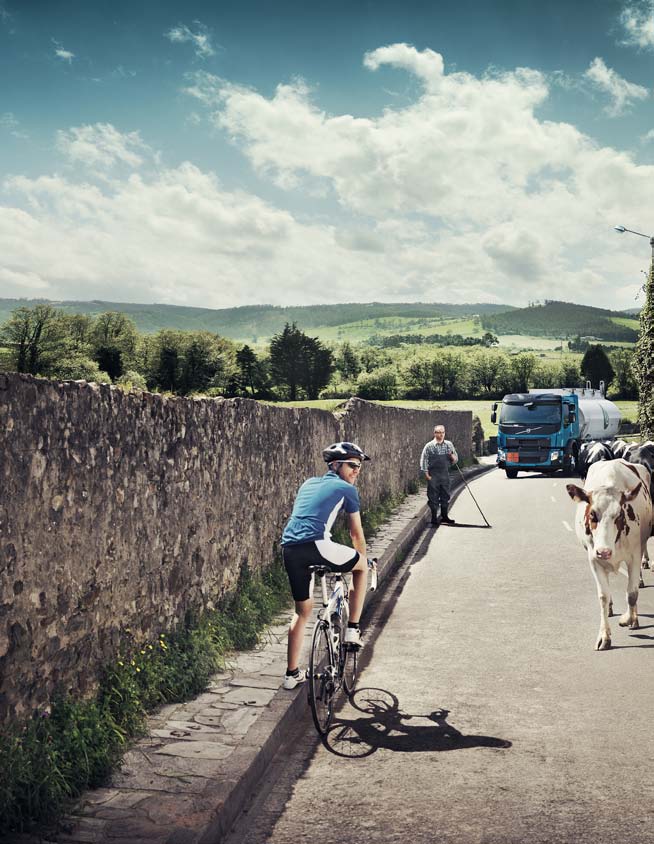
[283,545,315,674]
[287,597,313,673]
[348,554,368,623]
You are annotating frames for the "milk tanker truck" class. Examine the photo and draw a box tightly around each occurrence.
[491,382,622,478]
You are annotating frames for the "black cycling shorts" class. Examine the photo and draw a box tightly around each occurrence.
[282,540,360,602]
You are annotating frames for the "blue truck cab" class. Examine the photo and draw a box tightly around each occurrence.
[491,385,621,479]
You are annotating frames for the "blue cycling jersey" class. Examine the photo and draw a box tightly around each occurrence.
[281,470,360,545]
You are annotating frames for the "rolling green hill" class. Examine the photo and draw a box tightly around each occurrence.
[0,297,641,347]
[481,300,639,342]
[0,298,512,343]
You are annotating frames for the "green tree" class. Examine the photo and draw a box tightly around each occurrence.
[509,353,537,393]
[480,331,499,347]
[269,323,306,400]
[610,348,637,399]
[50,356,111,382]
[179,333,222,395]
[580,344,614,391]
[269,323,334,400]
[468,351,507,395]
[634,267,654,435]
[356,365,398,400]
[91,312,139,380]
[558,358,583,388]
[335,342,361,380]
[236,345,270,397]
[64,314,94,354]
[153,331,183,393]
[301,340,334,399]
[0,304,66,375]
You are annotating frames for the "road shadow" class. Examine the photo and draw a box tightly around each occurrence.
[323,687,512,759]
[440,522,491,529]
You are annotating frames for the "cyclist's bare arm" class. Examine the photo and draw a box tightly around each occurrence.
[347,511,367,566]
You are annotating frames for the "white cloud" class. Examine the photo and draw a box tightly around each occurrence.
[165,22,215,59]
[4,45,654,311]
[56,123,152,169]
[363,43,445,92]
[582,57,649,116]
[178,43,654,308]
[53,39,75,63]
[620,1,654,49]
[1,163,408,307]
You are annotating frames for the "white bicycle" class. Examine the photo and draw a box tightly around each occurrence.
[307,558,378,735]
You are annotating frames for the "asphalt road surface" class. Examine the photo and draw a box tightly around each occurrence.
[225,467,654,844]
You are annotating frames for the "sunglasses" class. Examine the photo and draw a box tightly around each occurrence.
[340,461,362,471]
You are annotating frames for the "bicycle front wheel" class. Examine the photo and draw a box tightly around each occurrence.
[308,620,336,735]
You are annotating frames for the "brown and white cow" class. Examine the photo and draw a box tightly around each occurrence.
[567,459,652,650]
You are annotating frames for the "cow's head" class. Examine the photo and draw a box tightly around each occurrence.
[566,482,642,559]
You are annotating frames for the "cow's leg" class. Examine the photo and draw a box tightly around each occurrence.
[619,561,640,630]
[640,539,649,587]
[589,560,612,650]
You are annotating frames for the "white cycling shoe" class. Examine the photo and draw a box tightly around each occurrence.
[282,669,306,690]
[344,627,363,648]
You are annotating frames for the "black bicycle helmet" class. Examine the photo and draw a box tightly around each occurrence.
[322,441,370,463]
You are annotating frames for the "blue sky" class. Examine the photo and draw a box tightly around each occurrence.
[2,0,654,310]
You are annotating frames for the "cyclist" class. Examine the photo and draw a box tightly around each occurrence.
[280,442,370,690]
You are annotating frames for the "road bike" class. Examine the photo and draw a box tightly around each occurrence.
[307,558,377,735]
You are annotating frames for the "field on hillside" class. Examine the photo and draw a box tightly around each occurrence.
[610,316,640,330]
[309,316,480,343]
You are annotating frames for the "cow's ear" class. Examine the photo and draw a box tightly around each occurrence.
[622,482,642,504]
[566,484,589,503]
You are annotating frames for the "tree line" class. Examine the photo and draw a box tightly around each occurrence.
[0,304,638,402]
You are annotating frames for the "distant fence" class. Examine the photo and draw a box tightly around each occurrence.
[0,373,471,722]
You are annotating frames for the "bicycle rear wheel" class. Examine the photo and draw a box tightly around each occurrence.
[342,644,358,696]
[308,620,336,735]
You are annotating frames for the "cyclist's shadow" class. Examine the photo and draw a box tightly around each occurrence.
[324,687,512,759]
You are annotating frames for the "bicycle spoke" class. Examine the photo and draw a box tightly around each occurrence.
[308,621,335,735]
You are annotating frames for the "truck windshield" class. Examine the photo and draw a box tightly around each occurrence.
[500,401,561,430]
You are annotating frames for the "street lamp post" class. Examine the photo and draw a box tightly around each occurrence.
[614,224,654,437]
[614,224,654,270]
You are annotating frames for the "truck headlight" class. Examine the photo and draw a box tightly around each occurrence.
[498,449,506,459]
[551,451,560,461]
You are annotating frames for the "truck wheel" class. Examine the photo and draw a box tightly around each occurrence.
[505,468,518,479]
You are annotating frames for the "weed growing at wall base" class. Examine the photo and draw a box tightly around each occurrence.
[0,557,291,836]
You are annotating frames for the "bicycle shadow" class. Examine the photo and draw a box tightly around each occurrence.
[323,687,512,759]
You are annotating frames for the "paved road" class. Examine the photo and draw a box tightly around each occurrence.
[226,467,654,844]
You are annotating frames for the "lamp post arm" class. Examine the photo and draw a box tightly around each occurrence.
[616,226,652,239]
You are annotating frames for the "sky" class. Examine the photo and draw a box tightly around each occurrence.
[2,0,654,312]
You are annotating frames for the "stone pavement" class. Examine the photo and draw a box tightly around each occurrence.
[14,463,493,844]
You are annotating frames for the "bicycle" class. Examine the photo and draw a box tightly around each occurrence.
[307,557,378,735]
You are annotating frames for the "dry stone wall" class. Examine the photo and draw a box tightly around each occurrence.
[0,373,470,722]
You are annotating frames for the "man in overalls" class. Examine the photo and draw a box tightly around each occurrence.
[420,425,458,525]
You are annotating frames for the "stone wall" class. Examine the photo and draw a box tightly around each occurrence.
[0,373,470,721]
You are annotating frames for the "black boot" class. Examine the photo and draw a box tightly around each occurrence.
[440,507,455,525]
[429,504,438,525]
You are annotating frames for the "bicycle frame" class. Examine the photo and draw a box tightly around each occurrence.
[307,560,377,735]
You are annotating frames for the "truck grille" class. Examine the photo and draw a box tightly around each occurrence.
[506,437,551,464]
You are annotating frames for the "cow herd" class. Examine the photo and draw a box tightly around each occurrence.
[567,439,654,650]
